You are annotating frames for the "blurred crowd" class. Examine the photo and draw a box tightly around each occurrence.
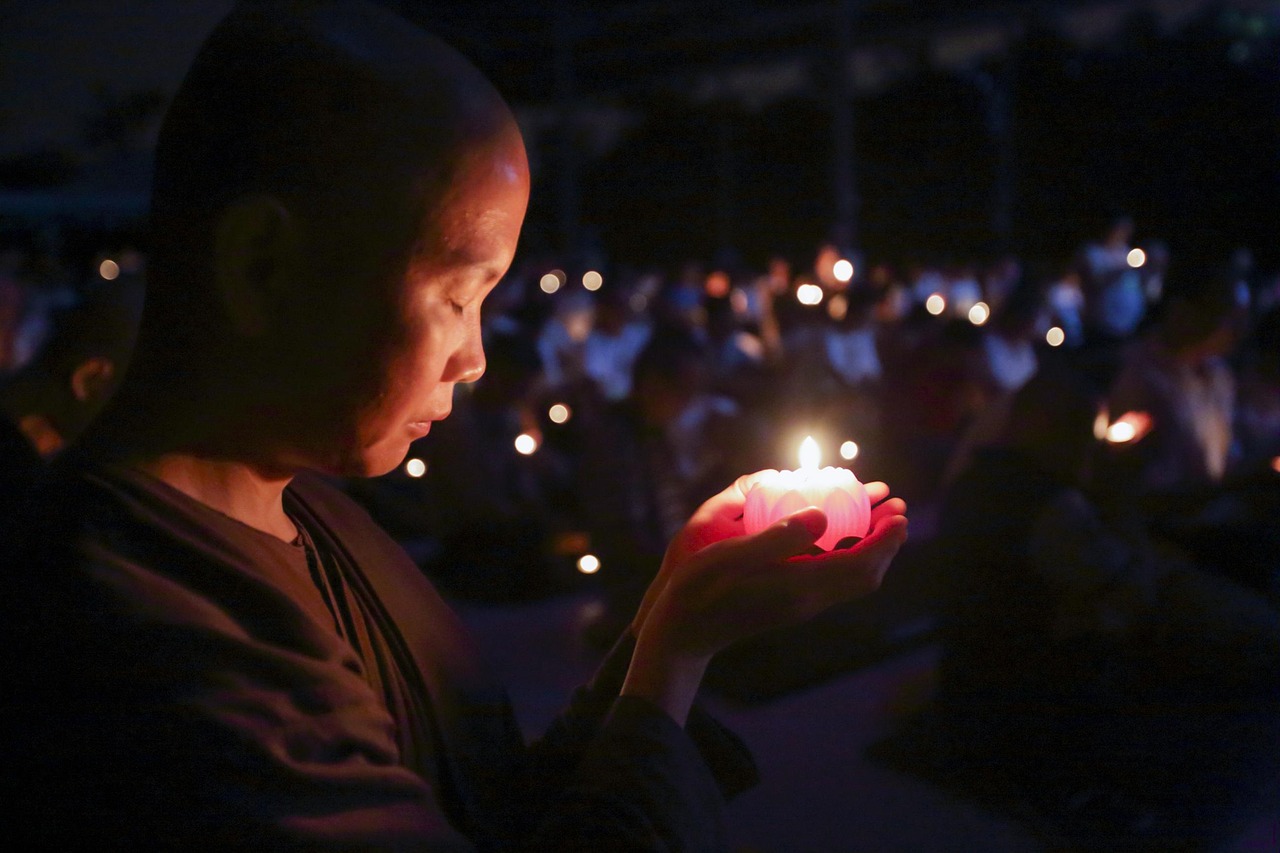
[3,214,1279,846]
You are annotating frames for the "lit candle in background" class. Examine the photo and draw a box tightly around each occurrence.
[796,283,824,306]
[968,301,990,326]
[1104,410,1152,444]
[743,436,871,551]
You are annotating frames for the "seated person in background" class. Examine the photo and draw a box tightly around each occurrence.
[577,328,768,642]
[0,2,907,849]
[0,279,143,522]
[928,366,1280,848]
[1108,261,1243,496]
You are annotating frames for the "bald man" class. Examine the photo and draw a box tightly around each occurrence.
[2,2,906,850]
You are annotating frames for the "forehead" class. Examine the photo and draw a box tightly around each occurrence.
[411,130,529,267]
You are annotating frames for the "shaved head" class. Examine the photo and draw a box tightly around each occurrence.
[106,0,530,473]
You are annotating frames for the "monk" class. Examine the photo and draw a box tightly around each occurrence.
[1,2,907,849]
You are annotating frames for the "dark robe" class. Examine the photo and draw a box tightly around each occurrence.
[1,458,755,850]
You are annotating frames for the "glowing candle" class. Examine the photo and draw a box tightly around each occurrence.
[743,436,871,551]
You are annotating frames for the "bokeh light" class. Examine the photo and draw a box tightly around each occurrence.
[968,301,990,326]
[925,293,946,315]
[839,440,859,461]
[577,554,601,574]
[827,293,848,321]
[404,458,427,478]
[832,259,854,283]
[582,270,603,291]
[99,259,120,281]
[1106,420,1137,443]
[796,283,824,306]
[514,433,539,455]
[1045,326,1065,347]
[548,403,571,424]
[705,271,730,299]
[1127,248,1147,268]
[539,272,561,294]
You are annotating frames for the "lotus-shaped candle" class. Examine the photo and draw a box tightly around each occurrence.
[743,436,871,551]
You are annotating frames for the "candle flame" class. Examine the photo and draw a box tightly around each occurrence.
[799,436,820,470]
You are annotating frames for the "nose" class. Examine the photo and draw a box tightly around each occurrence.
[449,323,486,385]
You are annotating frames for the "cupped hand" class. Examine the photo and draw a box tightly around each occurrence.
[631,471,906,649]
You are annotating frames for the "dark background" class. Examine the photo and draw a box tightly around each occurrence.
[2,0,1278,272]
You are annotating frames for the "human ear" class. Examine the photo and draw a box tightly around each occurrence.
[69,356,116,403]
[212,195,302,337]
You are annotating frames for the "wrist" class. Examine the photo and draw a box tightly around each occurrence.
[620,628,711,728]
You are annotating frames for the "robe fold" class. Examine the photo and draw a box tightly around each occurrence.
[1,458,756,851]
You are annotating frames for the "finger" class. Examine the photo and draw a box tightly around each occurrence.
[870,497,907,525]
[691,476,756,525]
[793,510,908,567]
[735,469,779,498]
[730,505,828,565]
[864,481,895,506]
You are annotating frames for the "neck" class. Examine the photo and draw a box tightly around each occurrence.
[132,452,298,542]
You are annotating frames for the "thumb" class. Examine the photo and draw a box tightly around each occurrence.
[745,506,828,561]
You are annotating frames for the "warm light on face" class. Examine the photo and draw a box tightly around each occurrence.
[1127,248,1147,268]
[796,283,824,306]
[1046,326,1065,347]
[968,301,990,326]
[404,458,427,478]
[99,259,120,281]
[799,436,820,470]
[839,440,859,461]
[514,433,539,455]
[540,272,561,294]
[582,270,603,291]
[548,403,571,424]
[833,259,854,283]
[577,554,601,574]
[926,293,946,315]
